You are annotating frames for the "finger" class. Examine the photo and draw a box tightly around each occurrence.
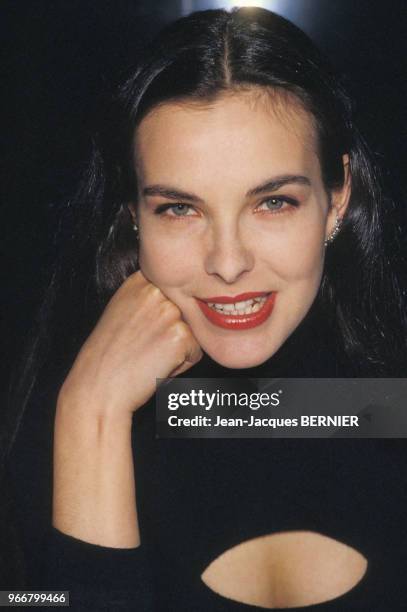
[185,340,203,367]
[169,343,203,377]
[169,358,197,378]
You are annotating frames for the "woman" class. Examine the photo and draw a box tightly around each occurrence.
[4,6,407,611]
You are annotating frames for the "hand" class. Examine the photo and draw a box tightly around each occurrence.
[57,270,203,420]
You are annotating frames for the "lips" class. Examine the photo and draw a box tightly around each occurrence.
[196,292,276,330]
[200,291,270,304]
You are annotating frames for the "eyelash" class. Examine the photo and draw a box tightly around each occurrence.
[153,196,299,220]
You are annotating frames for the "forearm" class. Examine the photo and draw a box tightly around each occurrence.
[52,398,139,548]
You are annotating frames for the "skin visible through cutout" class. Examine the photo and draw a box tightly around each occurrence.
[200,531,368,608]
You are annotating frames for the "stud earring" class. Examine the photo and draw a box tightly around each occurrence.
[324,211,342,246]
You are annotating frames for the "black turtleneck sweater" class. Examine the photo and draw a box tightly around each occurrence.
[7,303,407,610]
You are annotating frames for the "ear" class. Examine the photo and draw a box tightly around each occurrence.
[325,154,351,239]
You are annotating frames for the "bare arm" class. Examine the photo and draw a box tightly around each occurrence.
[53,400,139,548]
[51,270,202,549]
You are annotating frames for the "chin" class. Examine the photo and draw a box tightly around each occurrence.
[202,339,281,369]
[183,302,300,370]
[192,323,293,369]
[210,353,274,369]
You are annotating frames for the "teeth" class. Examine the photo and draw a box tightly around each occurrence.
[207,295,268,315]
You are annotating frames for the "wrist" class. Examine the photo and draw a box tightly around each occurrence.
[55,393,134,440]
[56,383,134,430]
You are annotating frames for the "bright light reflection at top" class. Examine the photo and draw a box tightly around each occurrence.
[214,0,285,11]
[181,0,293,21]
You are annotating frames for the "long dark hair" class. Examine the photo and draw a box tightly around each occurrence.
[3,7,406,586]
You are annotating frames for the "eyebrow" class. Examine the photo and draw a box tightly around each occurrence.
[142,174,311,203]
[143,185,204,203]
[246,174,311,196]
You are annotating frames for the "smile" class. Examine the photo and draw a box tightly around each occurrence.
[196,292,276,330]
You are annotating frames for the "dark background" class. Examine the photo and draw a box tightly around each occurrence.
[3,0,407,392]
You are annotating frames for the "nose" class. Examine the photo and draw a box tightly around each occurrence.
[204,222,255,284]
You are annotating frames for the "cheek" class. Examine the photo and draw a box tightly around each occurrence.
[138,233,198,287]
[256,221,325,284]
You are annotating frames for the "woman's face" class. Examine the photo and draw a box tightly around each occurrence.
[133,91,349,368]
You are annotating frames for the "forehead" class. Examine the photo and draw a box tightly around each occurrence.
[134,90,320,187]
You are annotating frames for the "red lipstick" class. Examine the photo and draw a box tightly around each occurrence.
[200,291,269,304]
[196,292,276,330]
